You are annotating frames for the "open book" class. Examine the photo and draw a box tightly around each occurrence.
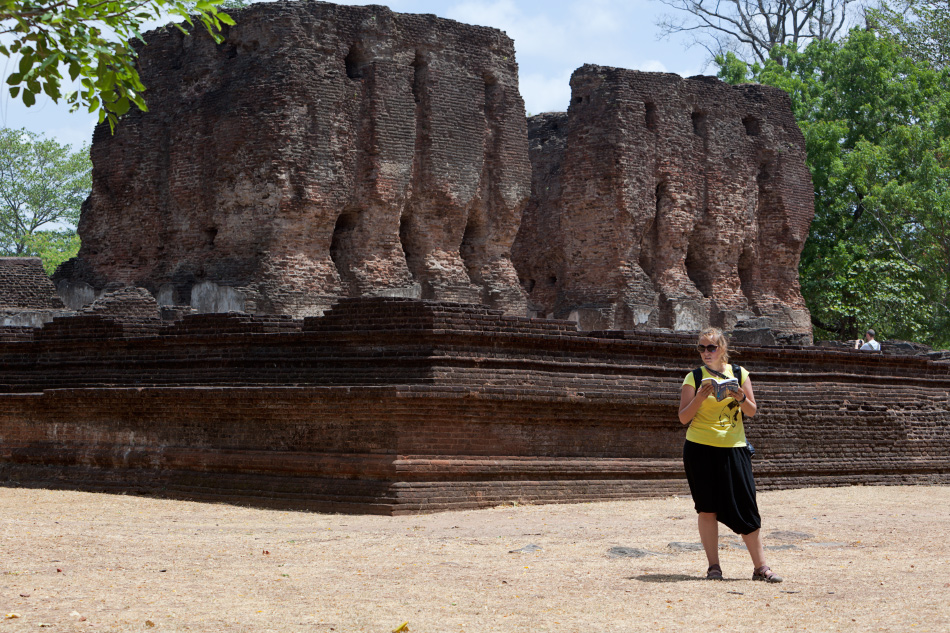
[702,376,740,401]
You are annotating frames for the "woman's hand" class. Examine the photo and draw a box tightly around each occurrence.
[696,382,715,400]
[679,381,714,425]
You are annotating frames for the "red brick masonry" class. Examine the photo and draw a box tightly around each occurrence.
[1,298,947,514]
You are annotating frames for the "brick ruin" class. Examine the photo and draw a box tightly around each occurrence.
[49,2,813,344]
[2,2,946,514]
[512,67,813,342]
[53,0,530,317]
[0,257,70,329]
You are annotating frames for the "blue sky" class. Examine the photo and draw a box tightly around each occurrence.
[0,0,705,148]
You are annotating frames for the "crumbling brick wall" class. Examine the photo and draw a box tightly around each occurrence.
[0,258,63,310]
[80,286,160,321]
[49,4,816,338]
[55,1,530,317]
[0,257,69,328]
[513,67,814,342]
[1,298,945,514]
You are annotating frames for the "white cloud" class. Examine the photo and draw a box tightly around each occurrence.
[567,0,636,35]
[638,59,669,73]
[446,1,566,59]
[519,69,573,115]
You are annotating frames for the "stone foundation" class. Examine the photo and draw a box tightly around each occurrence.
[1,298,945,514]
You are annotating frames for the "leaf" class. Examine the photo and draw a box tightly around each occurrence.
[0,0,231,133]
[112,96,131,116]
[42,80,60,100]
[18,54,33,76]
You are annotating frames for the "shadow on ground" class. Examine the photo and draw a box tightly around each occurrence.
[631,573,697,583]
[631,574,744,583]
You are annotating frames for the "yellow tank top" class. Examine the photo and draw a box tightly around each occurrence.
[682,364,749,448]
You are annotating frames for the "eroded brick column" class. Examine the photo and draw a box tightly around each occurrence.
[56,2,529,317]
[513,66,813,341]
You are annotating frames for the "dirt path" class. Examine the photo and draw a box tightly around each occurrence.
[1,485,947,632]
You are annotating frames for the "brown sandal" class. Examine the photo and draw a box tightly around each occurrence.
[752,565,783,583]
[705,564,723,580]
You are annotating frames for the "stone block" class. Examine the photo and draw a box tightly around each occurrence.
[730,328,776,346]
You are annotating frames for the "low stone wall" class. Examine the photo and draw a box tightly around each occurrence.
[0,298,947,514]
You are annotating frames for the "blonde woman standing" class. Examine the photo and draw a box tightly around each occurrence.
[678,327,782,583]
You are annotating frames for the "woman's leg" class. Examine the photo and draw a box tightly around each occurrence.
[744,529,783,582]
[698,512,720,566]
[741,528,766,569]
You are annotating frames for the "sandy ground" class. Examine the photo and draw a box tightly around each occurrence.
[1,485,947,632]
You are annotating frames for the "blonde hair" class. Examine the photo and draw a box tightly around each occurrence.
[698,327,730,364]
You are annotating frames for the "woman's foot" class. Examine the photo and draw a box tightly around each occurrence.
[705,564,723,580]
[752,565,783,583]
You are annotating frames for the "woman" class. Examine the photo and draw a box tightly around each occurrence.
[678,327,782,583]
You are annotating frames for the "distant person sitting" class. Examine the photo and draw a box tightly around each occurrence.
[858,329,881,351]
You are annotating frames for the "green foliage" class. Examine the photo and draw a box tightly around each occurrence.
[0,0,235,132]
[22,229,81,274]
[717,29,950,346]
[0,128,91,274]
[870,0,950,69]
[714,52,751,85]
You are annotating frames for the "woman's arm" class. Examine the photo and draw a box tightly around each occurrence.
[729,376,757,417]
[679,381,714,425]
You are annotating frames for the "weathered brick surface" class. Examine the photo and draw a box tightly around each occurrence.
[1,298,946,514]
[513,67,814,341]
[46,3,817,341]
[79,286,160,321]
[0,326,34,342]
[53,1,529,317]
[0,258,63,310]
[0,258,71,328]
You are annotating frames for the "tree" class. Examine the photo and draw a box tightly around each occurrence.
[22,229,81,274]
[718,30,950,346]
[0,0,235,131]
[655,0,858,64]
[0,128,91,273]
[870,0,950,68]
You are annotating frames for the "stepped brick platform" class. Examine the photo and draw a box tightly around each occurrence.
[1,298,947,514]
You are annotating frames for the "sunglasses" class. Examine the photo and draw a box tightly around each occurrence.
[697,344,719,353]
